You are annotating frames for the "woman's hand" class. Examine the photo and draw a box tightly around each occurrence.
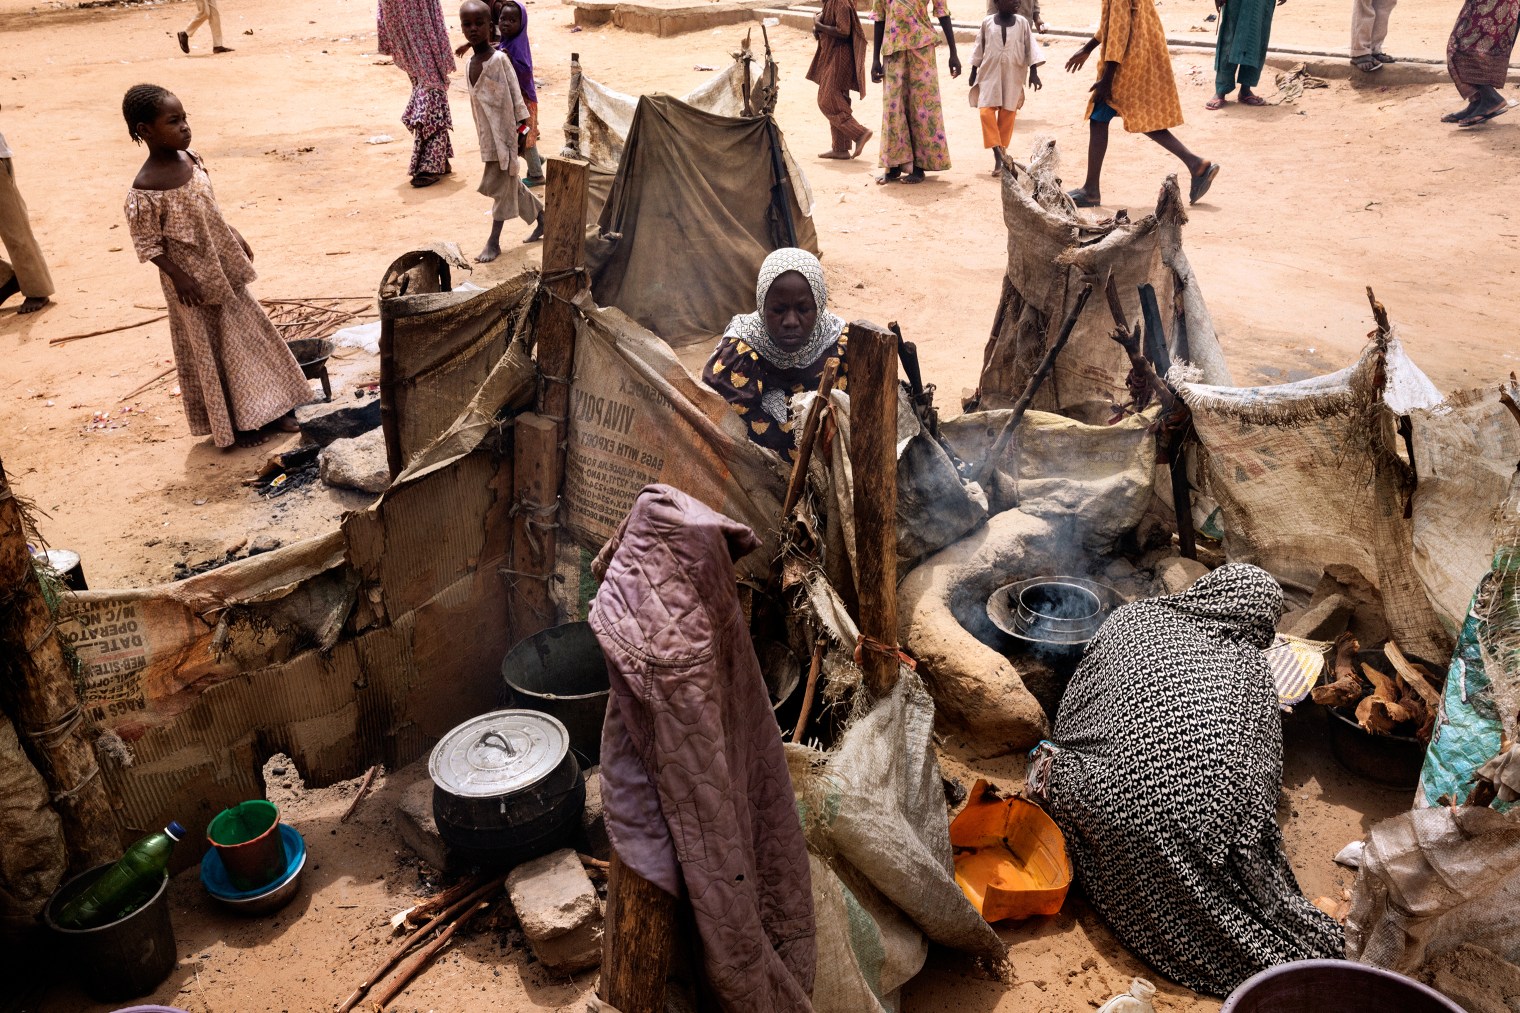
[948,51,962,77]
[871,59,884,83]
[169,268,205,308]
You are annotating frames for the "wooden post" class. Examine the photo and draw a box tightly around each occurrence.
[847,321,901,698]
[508,414,560,635]
[0,453,121,869]
[598,852,676,1013]
[507,157,589,641]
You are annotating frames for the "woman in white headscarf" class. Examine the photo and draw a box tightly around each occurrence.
[702,248,849,460]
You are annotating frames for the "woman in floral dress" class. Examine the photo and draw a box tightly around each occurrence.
[870,0,962,183]
[378,0,457,187]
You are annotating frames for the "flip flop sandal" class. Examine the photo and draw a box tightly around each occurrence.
[1240,94,1268,107]
[1189,162,1221,204]
[1351,55,1382,72]
[1459,104,1510,127]
[410,172,441,188]
[177,31,189,53]
[1442,108,1475,123]
[523,176,546,188]
[1066,188,1099,208]
[1205,97,1226,110]
[1373,52,1397,64]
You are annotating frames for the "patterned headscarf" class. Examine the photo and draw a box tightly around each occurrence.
[724,248,846,371]
[1157,563,1283,649]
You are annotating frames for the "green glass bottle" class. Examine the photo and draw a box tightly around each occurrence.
[55,821,185,929]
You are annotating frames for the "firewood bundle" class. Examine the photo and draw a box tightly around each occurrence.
[1310,636,1444,743]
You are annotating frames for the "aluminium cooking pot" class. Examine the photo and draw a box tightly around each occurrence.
[429,709,586,862]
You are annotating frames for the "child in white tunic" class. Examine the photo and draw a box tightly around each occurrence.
[461,0,542,261]
[968,0,1044,175]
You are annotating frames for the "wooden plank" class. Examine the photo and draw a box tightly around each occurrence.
[599,850,676,1013]
[508,413,560,638]
[0,453,121,869]
[847,321,902,697]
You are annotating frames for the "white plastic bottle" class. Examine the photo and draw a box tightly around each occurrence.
[1096,978,1157,1013]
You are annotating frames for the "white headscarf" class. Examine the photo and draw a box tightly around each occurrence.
[723,248,846,371]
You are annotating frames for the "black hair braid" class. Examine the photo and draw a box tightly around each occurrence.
[122,84,173,143]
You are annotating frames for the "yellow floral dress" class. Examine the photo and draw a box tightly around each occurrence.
[1085,0,1184,133]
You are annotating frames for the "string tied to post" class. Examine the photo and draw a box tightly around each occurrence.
[853,634,916,671]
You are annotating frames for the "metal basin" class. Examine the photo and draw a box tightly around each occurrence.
[988,576,1122,648]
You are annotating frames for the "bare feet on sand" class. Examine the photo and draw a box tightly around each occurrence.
[818,149,851,159]
[0,278,50,314]
[477,240,501,263]
[852,129,873,159]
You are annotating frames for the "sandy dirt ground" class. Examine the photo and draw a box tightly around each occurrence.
[0,0,1508,1009]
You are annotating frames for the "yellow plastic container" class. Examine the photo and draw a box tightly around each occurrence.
[950,779,1072,922]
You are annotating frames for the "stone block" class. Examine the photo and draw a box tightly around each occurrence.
[295,397,381,446]
[319,429,390,494]
[1154,556,1210,595]
[397,777,452,871]
[506,848,603,973]
[1281,594,1353,641]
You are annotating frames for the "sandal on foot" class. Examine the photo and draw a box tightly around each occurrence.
[1351,55,1382,73]
[177,30,190,53]
[410,172,441,188]
[1066,188,1100,208]
[523,175,545,188]
[1240,93,1267,106]
[1442,106,1477,123]
[1189,161,1221,204]
[1205,96,1226,110]
[1459,103,1509,127]
[1373,51,1396,64]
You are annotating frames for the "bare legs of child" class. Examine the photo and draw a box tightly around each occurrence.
[1067,119,1220,207]
[479,219,506,263]
[524,213,544,244]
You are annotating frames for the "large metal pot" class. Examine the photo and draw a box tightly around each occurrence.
[429,710,586,863]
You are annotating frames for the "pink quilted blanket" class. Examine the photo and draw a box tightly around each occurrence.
[591,484,815,1010]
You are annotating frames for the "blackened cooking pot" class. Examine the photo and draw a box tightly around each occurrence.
[429,709,586,863]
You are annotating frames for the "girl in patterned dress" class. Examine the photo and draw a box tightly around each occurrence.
[870,0,962,184]
[121,85,311,450]
[702,248,848,461]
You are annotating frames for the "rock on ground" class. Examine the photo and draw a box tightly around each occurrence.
[295,397,382,447]
[1154,556,1210,595]
[318,429,389,494]
[396,776,452,872]
[505,848,604,974]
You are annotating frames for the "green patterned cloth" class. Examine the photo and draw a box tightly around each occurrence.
[1215,0,1276,93]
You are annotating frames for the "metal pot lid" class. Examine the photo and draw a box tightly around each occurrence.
[429,709,570,798]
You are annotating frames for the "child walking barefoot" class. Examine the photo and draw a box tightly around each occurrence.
[969,0,1043,175]
[121,85,310,450]
[461,0,543,260]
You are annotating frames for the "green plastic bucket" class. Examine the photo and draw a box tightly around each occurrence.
[206,800,284,892]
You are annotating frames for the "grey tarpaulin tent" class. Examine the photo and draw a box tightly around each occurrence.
[586,93,819,349]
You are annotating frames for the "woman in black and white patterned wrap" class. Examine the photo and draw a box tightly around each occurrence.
[702,248,848,461]
[1027,563,1344,996]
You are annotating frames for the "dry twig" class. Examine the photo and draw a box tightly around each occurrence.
[340,764,378,823]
